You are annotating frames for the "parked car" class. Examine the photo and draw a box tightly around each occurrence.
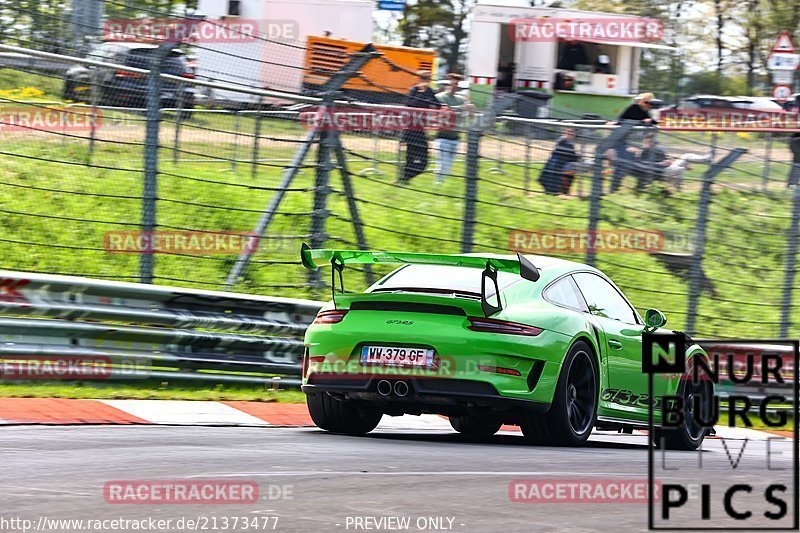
[300,246,713,450]
[63,42,196,109]
[663,94,792,115]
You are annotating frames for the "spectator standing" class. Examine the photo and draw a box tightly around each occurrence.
[539,128,580,195]
[434,73,473,185]
[398,71,441,184]
[608,92,657,193]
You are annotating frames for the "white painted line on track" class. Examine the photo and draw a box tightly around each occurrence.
[99,399,266,426]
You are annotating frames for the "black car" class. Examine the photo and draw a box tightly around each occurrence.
[63,42,196,109]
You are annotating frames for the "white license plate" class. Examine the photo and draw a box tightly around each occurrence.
[360,346,434,367]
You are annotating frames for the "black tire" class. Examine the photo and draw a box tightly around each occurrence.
[654,358,713,450]
[306,392,382,435]
[522,341,598,446]
[449,416,502,439]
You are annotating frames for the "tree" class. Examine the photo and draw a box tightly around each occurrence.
[398,0,473,74]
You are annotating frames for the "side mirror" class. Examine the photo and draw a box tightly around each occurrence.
[644,308,667,329]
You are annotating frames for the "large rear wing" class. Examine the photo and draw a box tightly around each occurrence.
[300,244,540,316]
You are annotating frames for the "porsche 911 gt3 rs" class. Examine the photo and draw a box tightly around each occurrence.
[300,245,712,449]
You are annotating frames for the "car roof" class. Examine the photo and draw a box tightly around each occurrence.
[461,252,594,278]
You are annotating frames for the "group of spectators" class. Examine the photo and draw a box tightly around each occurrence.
[539,92,712,195]
[399,71,474,185]
[398,79,800,194]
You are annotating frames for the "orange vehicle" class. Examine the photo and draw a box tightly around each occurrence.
[303,36,437,103]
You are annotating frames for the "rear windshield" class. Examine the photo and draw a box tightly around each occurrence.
[371,264,518,296]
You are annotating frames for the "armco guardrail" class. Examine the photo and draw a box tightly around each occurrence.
[0,271,323,386]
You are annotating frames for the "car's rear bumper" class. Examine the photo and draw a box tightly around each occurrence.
[302,375,550,419]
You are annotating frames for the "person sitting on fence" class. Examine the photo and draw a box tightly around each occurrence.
[628,135,712,190]
[539,128,580,195]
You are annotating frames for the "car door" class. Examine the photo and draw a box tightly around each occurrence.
[572,272,648,415]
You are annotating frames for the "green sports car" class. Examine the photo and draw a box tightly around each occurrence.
[300,245,712,449]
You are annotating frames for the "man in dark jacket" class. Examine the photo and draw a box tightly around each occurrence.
[539,128,579,194]
[399,71,441,183]
[609,92,657,192]
[631,135,668,189]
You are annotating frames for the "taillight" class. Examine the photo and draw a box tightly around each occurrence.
[180,72,196,79]
[313,310,348,325]
[115,70,144,78]
[477,365,522,376]
[467,317,543,336]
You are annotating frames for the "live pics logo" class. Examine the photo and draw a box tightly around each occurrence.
[643,334,799,530]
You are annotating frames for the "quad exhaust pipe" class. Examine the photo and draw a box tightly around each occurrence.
[376,379,410,397]
[393,380,409,397]
[376,380,392,396]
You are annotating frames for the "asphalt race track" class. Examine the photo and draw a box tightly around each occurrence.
[0,423,795,532]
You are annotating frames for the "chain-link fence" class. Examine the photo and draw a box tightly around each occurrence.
[1,3,800,340]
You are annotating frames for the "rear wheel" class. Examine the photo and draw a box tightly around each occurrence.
[449,416,502,440]
[306,392,382,435]
[654,358,713,450]
[522,341,598,446]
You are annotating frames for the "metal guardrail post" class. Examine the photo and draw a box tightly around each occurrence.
[141,43,176,284]
[780,181,800,336]
[685,148,747,335]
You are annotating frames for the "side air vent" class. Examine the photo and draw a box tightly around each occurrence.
[349,301,466,316]
[527,360,545,391]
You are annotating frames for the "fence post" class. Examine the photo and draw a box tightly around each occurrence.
[140,43,175,284]
[88,84,99,160]
[331,130,374,285]
[224,45,378,287]
[230,110,241,173]
[308,124,334,290]
[251,106,262,179]
[780,181,800,336]
[460,93,519,253]
[761,132,772,192]
[685,148,747,335]
[461,128,481,253]
[585,122,635,267]
[172,85,185,165]
[523,123,531,195]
